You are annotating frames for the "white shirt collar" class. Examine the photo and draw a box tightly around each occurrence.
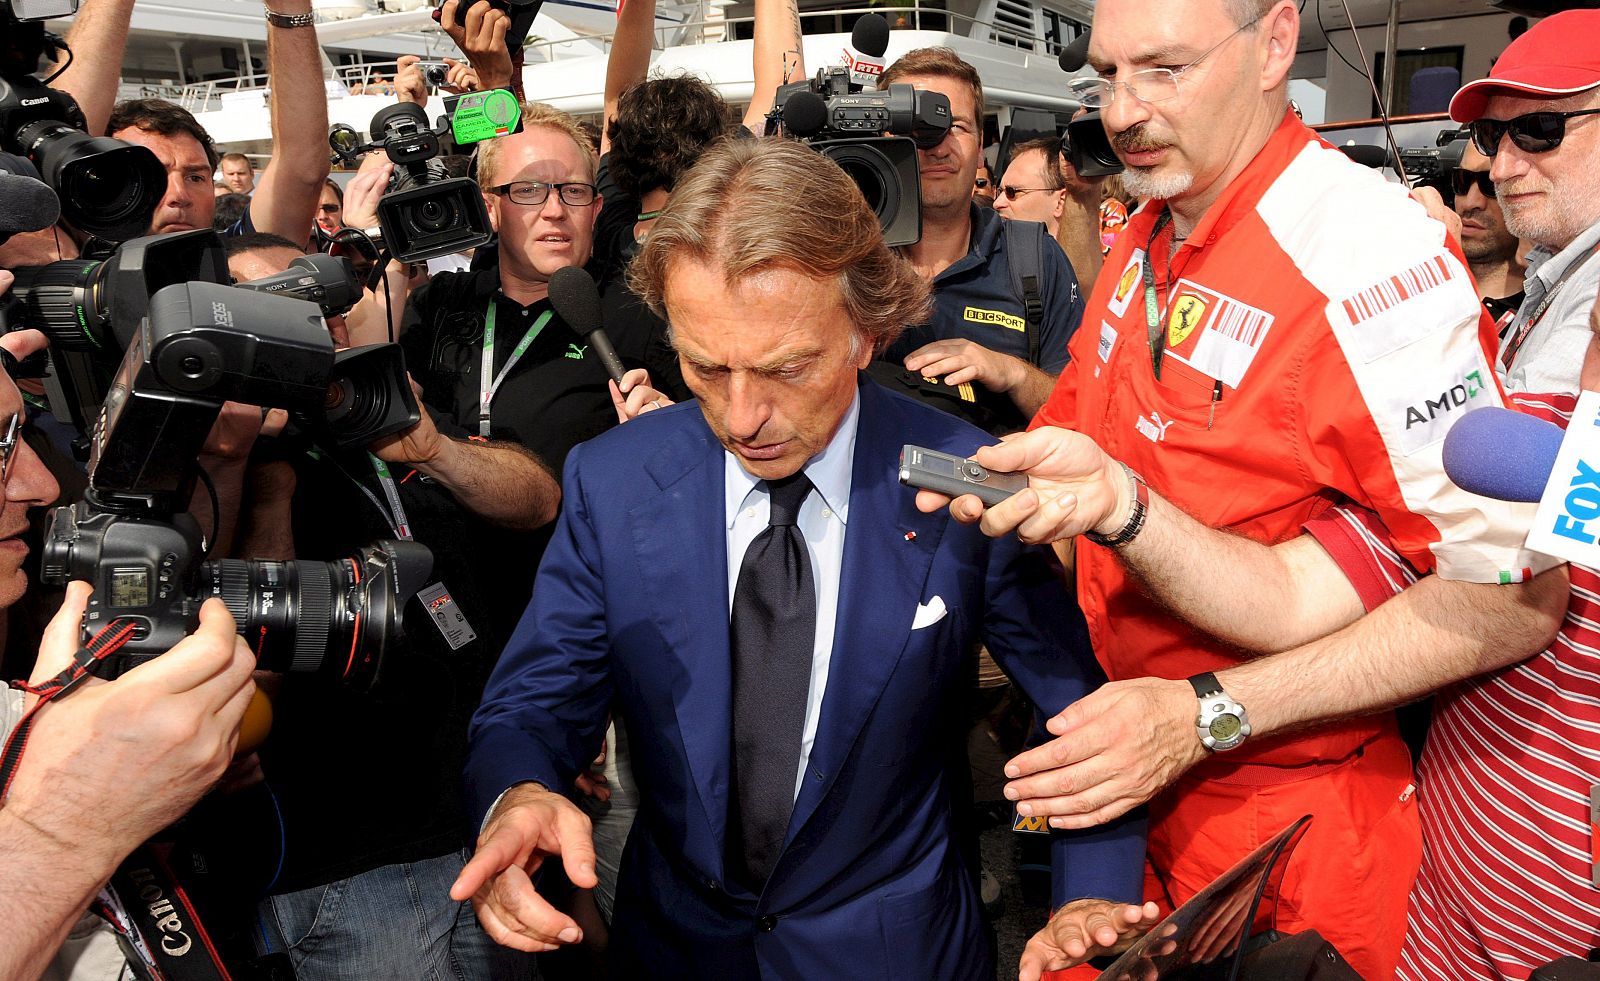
[724,389,860,529]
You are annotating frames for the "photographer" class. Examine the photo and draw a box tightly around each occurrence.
[220,237,554,980]
[103,0,329,243]
[874,49,1084,433]
[0,319,255,981]
[397,102,671,635]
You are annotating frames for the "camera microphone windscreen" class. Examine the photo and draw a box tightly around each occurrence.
[1442,406,1564,503]
[0,171,62,244]
[846,14,890,88]
[1339,144,1390,170]
[1059,32,1091,73]
[548,265,626,384]
[782,89,830,138]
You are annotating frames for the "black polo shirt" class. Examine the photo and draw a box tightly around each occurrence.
[882,205,1083,374]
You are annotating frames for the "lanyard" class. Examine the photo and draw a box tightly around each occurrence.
[1501,240,1600,372]
[478,299,553,437]
[307,447,413,541]
[1141,209,1175,380]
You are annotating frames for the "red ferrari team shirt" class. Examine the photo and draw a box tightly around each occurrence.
[1034,110,1555,767]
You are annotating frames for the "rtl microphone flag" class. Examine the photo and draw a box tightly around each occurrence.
[845,14,890,89]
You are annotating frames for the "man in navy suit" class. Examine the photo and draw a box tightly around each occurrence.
[452,137,1149,978]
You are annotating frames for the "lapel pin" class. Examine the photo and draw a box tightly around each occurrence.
[903,531,917,542]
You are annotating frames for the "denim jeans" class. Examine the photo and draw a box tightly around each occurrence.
[254,848,537,981]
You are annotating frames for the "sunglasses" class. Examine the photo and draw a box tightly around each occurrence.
[974,177,991,189]
[1448,168,1495,199]
[1469,107,1600,156]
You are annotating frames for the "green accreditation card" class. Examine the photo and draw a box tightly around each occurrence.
[451,89,523,145]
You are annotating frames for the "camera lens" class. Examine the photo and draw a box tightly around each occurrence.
[410,196,458,235]
[202,540,432,692]
[5,257,116,350]
[824,143,900,224]
[16,121,166,242]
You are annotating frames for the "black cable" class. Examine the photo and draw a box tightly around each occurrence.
[1333,0,1407,187]
[325,226,400,342]
[41,38,73,84]
[1317,0,1367,80]
[196,464,220,559]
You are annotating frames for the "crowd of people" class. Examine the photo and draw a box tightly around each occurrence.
[1,0,1598,979]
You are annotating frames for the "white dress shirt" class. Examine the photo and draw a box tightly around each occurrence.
[1503,218,1600,396]
[724,390,860,801]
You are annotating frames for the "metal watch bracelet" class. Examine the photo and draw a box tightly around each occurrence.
[1083,463,1149,549]
[264,6,316,27]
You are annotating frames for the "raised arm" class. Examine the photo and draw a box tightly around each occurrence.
[743,0,805,133]
[50,0,136,135]
[600,0,659,155]
[249,0,333,241]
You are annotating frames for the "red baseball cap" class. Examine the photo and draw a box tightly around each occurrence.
[1449,9,1600,123]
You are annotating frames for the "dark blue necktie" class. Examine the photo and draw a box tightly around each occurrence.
[728,473,816,888]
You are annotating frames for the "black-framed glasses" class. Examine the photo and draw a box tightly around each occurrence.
[974,177,991,189]
[1448,168,1495,199]
[1068,11,1265,109]
[0,415,20,484]
[997,185,1054,200]
[490,180,599,207]
[1469,108,1600,156]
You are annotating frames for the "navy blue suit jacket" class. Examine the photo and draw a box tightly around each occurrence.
[465,376,1143,979]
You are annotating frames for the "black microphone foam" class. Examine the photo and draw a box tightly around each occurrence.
[852,13,891,58]
[548,265,626,384]
[782,89,830,138]
[0,172,61,242]
[1059,32,1091,73]
[1340,144,1389,169]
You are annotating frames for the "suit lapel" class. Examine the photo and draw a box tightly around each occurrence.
[630,418,732,853]
[785,380,947,842]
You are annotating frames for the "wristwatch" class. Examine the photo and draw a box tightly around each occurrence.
[1188,671,1251,752]
[264,5,316,27]
[1083,463,1148,548]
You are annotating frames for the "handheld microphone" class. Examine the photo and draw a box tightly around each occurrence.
[548,266,626,384]
[0,171,62,246]
[1442,406,1565,503]
[845,13,890,89]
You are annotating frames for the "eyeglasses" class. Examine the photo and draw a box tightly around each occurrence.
[1068,13,1264,109]
[490,181,599,207]
[1448,167,1495,199]
[974,177,991,189]
[1469,108,1600,156]
[318,203,342,213]
[997,185,1056,200]
[0,415,20,484]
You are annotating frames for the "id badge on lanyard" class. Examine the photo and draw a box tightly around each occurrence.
[479,300,554,437]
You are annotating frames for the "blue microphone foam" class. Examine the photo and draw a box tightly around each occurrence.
[1442,406,1565,504]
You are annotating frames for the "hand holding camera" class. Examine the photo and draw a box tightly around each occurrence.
[438,0,518,92]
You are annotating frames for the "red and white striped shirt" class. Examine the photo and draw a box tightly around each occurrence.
[1307,390,1600,980]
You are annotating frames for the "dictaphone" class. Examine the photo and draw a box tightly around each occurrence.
[899,444,1028,507]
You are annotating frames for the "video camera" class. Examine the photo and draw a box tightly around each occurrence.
[1,229,410,450]
[1394,128,1469,200]
[38,279,432,688]
[0,1,166,242]
[769,14,950,247]
[329,92,527,263]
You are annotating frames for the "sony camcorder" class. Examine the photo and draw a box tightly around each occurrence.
[768,14,950,247]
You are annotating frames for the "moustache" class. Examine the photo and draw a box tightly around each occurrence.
[1112,126,1174,157]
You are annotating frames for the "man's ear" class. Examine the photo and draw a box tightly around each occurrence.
[483,191,500,234]
[1260,0,1300,93]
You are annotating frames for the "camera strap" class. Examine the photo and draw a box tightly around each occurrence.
[478,300,553,437]
[305,447,414,542]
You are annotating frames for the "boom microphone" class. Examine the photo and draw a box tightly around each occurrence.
[548,266,626,384]
[0,171,61,245]
[1442,406,1564,503]
[846,13,890,88]
[1059,32,1091,73]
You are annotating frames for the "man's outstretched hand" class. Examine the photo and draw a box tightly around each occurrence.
[1019,899,1162,980]
[451,783,599,952]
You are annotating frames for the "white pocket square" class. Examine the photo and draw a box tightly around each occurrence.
[912,596,948,630]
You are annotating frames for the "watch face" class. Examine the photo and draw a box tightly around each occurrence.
[1208,714,1243,743]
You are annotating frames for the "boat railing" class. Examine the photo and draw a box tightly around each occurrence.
[172,1,1058,112]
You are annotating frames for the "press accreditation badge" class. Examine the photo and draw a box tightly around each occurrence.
[417,581,477,650]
